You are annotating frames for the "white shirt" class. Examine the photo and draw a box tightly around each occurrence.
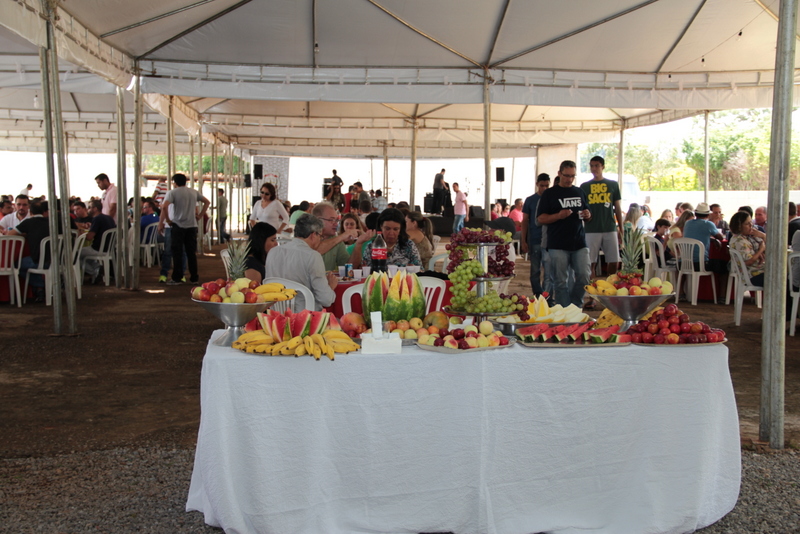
[264,238,335,311]
[0,211,29,231]
[20,188,31,197]
[250,200,289,229]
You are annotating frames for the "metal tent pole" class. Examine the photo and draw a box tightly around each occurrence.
[38,44,62,333]
[483,74,492,220]
[132,69,143,290]
[760,0,798,450]
[617,127,625,184]
[410,120,417,209]
[115,86,129,288]
[704,111,710,204]
[44,3,77,333]
[383,142,389,199]
[167,97,175,184]
[189,136,195,189]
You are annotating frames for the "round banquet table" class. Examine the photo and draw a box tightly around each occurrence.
[187,335,741,534]
[331,276,459,317]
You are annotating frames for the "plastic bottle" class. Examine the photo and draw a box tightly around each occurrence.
[371,231,388,272]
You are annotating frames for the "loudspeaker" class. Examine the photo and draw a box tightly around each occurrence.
[254,164,263,181]
[496,167,505,182]
[244,173,251,187]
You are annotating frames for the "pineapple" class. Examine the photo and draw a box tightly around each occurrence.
[225,239,251,281]
[618,222,644,280]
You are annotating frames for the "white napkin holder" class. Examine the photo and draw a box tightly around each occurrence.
[360,312,403,354]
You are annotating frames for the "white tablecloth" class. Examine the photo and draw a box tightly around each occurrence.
[187,334,741,534]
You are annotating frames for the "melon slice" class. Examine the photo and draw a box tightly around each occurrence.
[554,323,582,342]
[327,315,342,331]
[308,312,329,335]
[539,324,570,342]
[271,316,288,342]
[516,323,550,342]
[290,310,312,338]
[588,325,621,344]
[568,322,594,342]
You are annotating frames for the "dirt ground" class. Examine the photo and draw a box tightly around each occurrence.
[0,243,798,459]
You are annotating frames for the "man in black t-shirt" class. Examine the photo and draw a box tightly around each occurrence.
[536,160,592,308]
[9,201,51,301]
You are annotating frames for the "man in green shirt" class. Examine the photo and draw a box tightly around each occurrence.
[289,201,312,225]
[580,156,623,278]
[312,201,358,271]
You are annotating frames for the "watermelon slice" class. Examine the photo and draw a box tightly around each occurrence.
[327,315,342,331]
[539,324,570,342]
[271,316,288,342]
[568,322,594,342]
[308,311,329,335]
[290,310,312,338]
[588,325,621,344]
[610,333,632,343]
[554,323,582,342]
[517,323,550,342]
[257,312,272,334]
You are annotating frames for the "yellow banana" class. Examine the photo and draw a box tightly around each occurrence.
[254,283,285,294]
[281,344,296,356]
[329,340,360,353]
[237,330,272,343]
[304,336,315,354]
[294,344,307,357]
[323,330,352,341]
[312,343,322,360]
[325,344,335,361]
[271,341,289,356]
[310,334,328,352]
[287,336,304,350]
[259,292,291,302]
[248,344,273,354]
[584,284,598,295]
[595,280,613,290]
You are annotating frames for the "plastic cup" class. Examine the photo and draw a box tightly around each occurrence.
[407,266,421,274]
[352,269,363,279]
[362,266,371,277]
[338,266,346,277]
[388,265,399,276]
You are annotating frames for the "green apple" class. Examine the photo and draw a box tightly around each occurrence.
[230,292,245,304]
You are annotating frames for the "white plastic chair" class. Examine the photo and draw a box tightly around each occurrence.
[68,232,87,299]
[673,237,716,306]
[431,235,441,251]
[0,235,25,307]
[140,222,160,267]
[728,249,764,326]
[82,228,117,287]
[428,253,448,272]
[262,276,315,312]
[642,234,654,282]
[202,216,213,251]
[24,236,64,306]
[419,276,447,314]
[220,249,231,280]
[644,236,677,284]
[725,254,763,308]
[788,252,800,336]
[341,283,365,315]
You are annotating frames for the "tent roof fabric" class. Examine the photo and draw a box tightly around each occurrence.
[0,0,794,155]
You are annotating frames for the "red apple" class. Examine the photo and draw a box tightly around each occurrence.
[669,323,681,334]
[215,278,226,287]
[701,323,711,334]
[667,315,680,325]
[657,319,669,331]
[679,313,690,323]
[206,282,220,295]
[452,329,466,340]
[680,322,692,334]
[458,339,470,350]
[641,332,654,344]
[659,327,671,336]
[663,303,679,317]
[466,330,479,338]
[666,333,680,344]
[654,334,666,344]
[688,334,700,344]
[647,323,660,335]
[498,336,510,346]
[249,280,260,289]
[244,292,258,303]
[209,294,223,303]
[690,323,703,334]
[698,334,708,343]
[631,333,643,343]
[630,277,642,286]
[648,287,662,296]
[433,338,445,347]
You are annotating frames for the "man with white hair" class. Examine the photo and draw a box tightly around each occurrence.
[264,213,337,311]
[312,201,358,271]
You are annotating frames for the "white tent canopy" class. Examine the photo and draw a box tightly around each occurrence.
[3,0,795,156]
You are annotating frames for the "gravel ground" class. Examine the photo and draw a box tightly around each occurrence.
[1,447,797,533]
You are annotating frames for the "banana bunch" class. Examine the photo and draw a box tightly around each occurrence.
[322,330,360,354]
[232,329,360,359]
[254,282,297,302]
[232,330,275,353]
[585,279,617,296]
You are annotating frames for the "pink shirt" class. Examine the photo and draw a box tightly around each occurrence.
[454,191,467,216]
[102,184,117,216]
[509,208,523,229]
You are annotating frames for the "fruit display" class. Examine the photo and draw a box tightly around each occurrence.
[584,225,673,297]
[192,278,297,303]
[233,309,359,358]
[445,228,529,319]
[496,295,590,324]
[361,269,426,326]
[516,323,631,346]
[594,306,664,329]
[415,320,513,351]
[624,303,727,345]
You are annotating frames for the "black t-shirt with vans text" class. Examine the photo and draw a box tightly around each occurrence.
[537,185,589,251]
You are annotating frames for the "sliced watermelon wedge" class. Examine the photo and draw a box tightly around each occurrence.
[588,325,621,344]
[327,315,342,331]
[290,310,312,338]
[554,323,582,342]
[516,323,551,342]
[539,324,570,342]
[308,311,329,335]
[610,333,632,343]
[568,322,594,342]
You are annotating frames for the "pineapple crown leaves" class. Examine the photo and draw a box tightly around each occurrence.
[225,239,251,280]
[620,224,645,275]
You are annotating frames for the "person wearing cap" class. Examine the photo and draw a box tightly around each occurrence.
[682,202,724,267]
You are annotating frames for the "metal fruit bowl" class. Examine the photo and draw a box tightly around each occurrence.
[193,299,274,347]
[593,293,674,333]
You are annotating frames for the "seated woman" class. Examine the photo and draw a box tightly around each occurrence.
[350,208,421,269]
[405,211,435,268]
[729,211,765,286]
[340,212,365,255]
[244,222,278,282]
[667,210,695,255]
[653,218,674,264]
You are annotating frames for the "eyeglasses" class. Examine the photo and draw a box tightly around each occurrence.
[261,192,270,197]
[560,173,576,179]
[318,216,339,224]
